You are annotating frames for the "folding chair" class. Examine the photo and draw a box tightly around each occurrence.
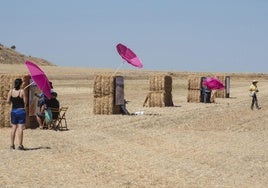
[53,106,68,131]
[50,107,60,129]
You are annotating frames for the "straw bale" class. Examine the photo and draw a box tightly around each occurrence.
[217,75,230,98]
[93,95,121,115]
[188,76,202,90]
[143,91,173,107]
[0,75,4,100]
[151,92,164,107]
[0,74,30,127]
[143,91,164,107]
[93,75,122,115]
[187,75,230,101]
[187,76,202,103]
[187,89,201,103]
[93,75,115,97]
[93,75,102,97]
[0,102,11,127]
[0,74,10,100]
[101,76,114,96]
[145,75,173,107]
[149,75,172,92]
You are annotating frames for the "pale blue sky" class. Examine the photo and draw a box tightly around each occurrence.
[1,0,268,73]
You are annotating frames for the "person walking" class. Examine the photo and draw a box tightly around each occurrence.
[249,80,261,110]
[7,78,27,150]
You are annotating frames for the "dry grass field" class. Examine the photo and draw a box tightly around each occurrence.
[0,64,267,187]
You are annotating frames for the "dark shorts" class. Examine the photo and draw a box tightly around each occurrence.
[11,108,26,124]
[37,112,45,119]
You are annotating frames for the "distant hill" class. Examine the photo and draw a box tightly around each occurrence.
[0,44,54,66]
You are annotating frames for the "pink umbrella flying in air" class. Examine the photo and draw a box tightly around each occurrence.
[203,77,225,90]
[116,43,143,68]
[25,60,51,99]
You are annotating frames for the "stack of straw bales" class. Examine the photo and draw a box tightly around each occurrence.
[187,75,230,103]
[93,75,121,115]
[187,76,202,103]
[143,75,173,107]
[0,74,30,127]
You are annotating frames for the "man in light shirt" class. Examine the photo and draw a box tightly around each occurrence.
[249,80,261,110]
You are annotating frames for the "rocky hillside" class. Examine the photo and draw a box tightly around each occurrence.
[0,44,54,66]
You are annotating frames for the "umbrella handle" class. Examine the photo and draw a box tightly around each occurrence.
[24,81,35,89]
[112,61,125,76]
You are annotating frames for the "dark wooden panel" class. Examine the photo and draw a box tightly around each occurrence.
[115,76,124,105]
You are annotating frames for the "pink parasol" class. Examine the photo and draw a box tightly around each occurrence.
[203,77,225,90]
[25,60,51,99]
[116,43,143,68]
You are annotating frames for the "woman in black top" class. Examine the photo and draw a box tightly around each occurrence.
[7,78,27,150]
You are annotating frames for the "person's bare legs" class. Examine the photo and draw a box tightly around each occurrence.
[17,124,24,146]
[37,105,45,128]
[10,124,17,148]
[47,122,51,129]
[36,115,43,128]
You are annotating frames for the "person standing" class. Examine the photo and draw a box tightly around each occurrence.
[35,81,54,108]
[249,80,261,110]
[201,85,211,103]
[7,78,27,150]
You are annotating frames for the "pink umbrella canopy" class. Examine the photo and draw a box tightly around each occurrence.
[203,77,225,90]
[25,60,51,99]
[116,43,143,68]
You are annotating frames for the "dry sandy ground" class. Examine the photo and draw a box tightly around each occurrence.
[0,65,267,188]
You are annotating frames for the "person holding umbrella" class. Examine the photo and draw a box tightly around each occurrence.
[7,78,27,150]
[35,81,54,109]
[35,82,55,129]
[24,61,53,128]
[249,80,261,110]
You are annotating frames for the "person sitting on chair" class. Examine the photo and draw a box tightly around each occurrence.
[36,92,59,129]
[46,92,60,129]
[36,102,46,129]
